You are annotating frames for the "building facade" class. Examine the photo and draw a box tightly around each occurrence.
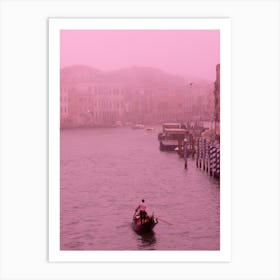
[60,85,69,126]
[66,82,125,126]
[60,66,217,127]
[214,64,220,138]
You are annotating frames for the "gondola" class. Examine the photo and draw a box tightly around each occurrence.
[132,213,158,233]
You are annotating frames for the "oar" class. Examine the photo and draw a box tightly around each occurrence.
[157,217,191,233]
[157,217,173,225]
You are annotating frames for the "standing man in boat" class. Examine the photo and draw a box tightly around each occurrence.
[135,199,147,224]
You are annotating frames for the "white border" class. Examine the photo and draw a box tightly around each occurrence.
[49,18,231,262]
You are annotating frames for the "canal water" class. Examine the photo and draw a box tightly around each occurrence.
[60,127,220,250]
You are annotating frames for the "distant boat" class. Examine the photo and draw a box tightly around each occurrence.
[146,127,155,131]
[132,213,158,233]
[132,124,145,129]
[114,120,123,127]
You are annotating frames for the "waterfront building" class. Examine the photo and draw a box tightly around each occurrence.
[60,85,69,126]
[214,64,220,139]
[184,82,214,121]
[61,65,217,127]
[122,86,185,124]
[66,82,125,126]
[205,91,215,120]
[150,86,186,123]
[95,84,125,125]
[184,83,194,119]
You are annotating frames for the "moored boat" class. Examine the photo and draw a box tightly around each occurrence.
[158,122,181,140]
[132,213,158,233]
[159,128,187,152]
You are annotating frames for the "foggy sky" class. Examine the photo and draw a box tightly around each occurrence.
[60,30,219,81]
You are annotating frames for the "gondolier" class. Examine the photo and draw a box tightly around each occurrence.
[132,200,158,233]
[135,199,147,224]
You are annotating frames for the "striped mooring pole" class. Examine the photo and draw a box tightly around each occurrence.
[195,137,220,180]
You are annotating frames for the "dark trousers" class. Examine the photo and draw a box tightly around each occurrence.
[140,211,147,224]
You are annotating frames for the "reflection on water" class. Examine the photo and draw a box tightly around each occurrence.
[60,127,220,250]
[135,231,157,250]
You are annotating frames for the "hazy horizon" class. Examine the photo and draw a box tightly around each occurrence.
[60,64,216,83]
[60,30,220,81]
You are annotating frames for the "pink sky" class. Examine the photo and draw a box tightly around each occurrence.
[60,30,219,81]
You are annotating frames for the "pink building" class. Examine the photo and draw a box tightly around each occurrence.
[214,64,220,138]
[60,85,69,125]
[66,82,125,126]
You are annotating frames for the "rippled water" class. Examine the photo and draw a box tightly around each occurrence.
[60,127,220,250]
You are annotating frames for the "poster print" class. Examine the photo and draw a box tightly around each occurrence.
[49,18,231,262]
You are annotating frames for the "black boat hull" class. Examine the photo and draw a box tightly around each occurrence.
[160,141,178,151]
[132,215,158,233]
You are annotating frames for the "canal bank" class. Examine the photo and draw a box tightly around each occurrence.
[157,122,220,179]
